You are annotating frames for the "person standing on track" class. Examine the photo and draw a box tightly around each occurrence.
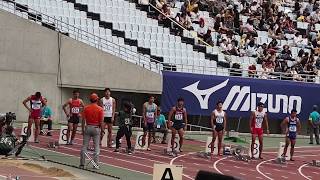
[99,88,116,147]
[249,102,269,159]
[142,95,157,151]
[63,90,85,145]
[281,109,301,161]
[210,101,227,156]
[153,107,168,144]
[22,92,45,143]
[308,105,320,145]
[114,101,133,155]
[80,93,104,169]
[168,97,187,153]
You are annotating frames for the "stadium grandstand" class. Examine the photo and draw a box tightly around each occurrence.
[0,0,320,180]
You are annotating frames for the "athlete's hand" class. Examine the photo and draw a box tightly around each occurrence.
[66,113,70,119]
[111,117,115,123]
[266,129,270,135]
[28,108,32,113]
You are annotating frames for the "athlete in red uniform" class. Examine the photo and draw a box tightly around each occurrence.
[63,90,85,145]
[22,92,45,143]
[249,102,269,159]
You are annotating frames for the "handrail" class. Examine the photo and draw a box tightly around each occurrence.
[1,0,319,83]
[1,0,162,71]
[148,3,213,47]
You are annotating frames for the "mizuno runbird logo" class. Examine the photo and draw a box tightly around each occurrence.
[182,79,229,109]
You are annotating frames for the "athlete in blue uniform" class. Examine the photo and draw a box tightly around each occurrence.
[168,98,187,152]
[281,109,301,161]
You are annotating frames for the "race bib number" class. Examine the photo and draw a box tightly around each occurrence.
[289,125,297,132]
[32,102,41,110]
[255,118,263,128]
[216,117,224,124]
[175,114,183,121]
[125,118,130,125]
[146,112,154,119]
[71,107,80,114]
[156,124,161,129]
[0,137,13,146]
[104,104,111,111]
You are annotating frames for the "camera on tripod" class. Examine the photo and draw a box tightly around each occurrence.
[0,112,16,126]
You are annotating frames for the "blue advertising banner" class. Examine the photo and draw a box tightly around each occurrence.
[161,71,320,120]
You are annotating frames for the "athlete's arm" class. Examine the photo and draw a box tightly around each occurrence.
[264,113,270,135]
[80,99,85,110]
[224,113,227,131]
[280,118,288,134]
[62,99,71,117]
[142,103,147,125]
[112,99,116,122]
[22,96,32,112]
[210,112,215,130]
[249,111,254,132]
[98,99,103,108]
[99,109,105,134]
[81,110,86,135]
[184,109,188,131]
[154,105,158,120]
[168,107,175,128]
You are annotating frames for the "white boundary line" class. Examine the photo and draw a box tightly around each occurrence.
[169,152,194,180]
[256,154,317,180]
[298,164,312,180]
[213,156,228,174]
[29,145,152,176]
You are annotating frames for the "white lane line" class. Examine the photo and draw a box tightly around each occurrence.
[224,169,230,172]
[272,169,281,172]
[213,157,228,174]
[239,173,247,176]
[169,152,195,180]
[265,172,271,175]
[298,164,312,180]
[29,145,152,176]
[193,163,200,166]
[234,166,241,169]
[249,169,256,172]
[281,176,288,179]
[288,172,296,175]
[312,172,319,175]
[255,177,263,179]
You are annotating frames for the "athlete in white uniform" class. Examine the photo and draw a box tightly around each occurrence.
[210,101,227,156]
[100,88,116,147]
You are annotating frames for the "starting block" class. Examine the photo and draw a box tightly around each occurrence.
[275,157,286,164]
[20,123,34,142]
[312,160,320,167]
[47,141,59,149]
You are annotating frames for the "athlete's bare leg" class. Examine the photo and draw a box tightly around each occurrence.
[142,130,148,147]
[251,134,257,158]
[70,123,78,142]
[107,123,113,147]
[178,128,184,151]
[258,135,263,159]
[211,130,217,154]
[282,137,290,157]
[171,128,177,152]
[34,118,40,142]
[66,122,73,144]
[26,117,33,138]
[217,131,223,156]
[290,139,296,161]
[100,122,106,145]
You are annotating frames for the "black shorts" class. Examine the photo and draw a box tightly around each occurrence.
[143,123,154,132]
[172,122,185,130]
[104,117,112,124]
[68,115,80,124]
[215,125,224,132]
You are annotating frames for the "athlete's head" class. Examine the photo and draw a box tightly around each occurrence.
[313,105,318,111]
[257,102,264,111]
[177,97,184,107]
[89,93,99,103]
[123,101,132,113]
[104,88,111,97]
[43,98,48,105]
[216,101,223,110]
[73,89,80,99]
[148,95,155,103]
[35,92,41,99]
[291,109,297,118]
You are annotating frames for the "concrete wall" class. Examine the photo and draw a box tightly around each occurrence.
[0,9,162,122]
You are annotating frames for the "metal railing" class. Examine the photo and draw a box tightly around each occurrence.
[0,0,162,73]
[0,0,319,84]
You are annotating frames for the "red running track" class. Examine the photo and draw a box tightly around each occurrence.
[22,130,320,180]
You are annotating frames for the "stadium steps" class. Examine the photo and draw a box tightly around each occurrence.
[64,0,165,63]
[126,0,223,65]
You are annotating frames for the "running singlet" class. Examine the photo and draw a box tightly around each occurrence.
[288,117,299,133]
[102,97,113,117]
[173,107,185,123]
[30,95,44,118]
[214,110,225,125]
[253,110,265,129]
[70,99,81,116]
[145,103,156,123]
